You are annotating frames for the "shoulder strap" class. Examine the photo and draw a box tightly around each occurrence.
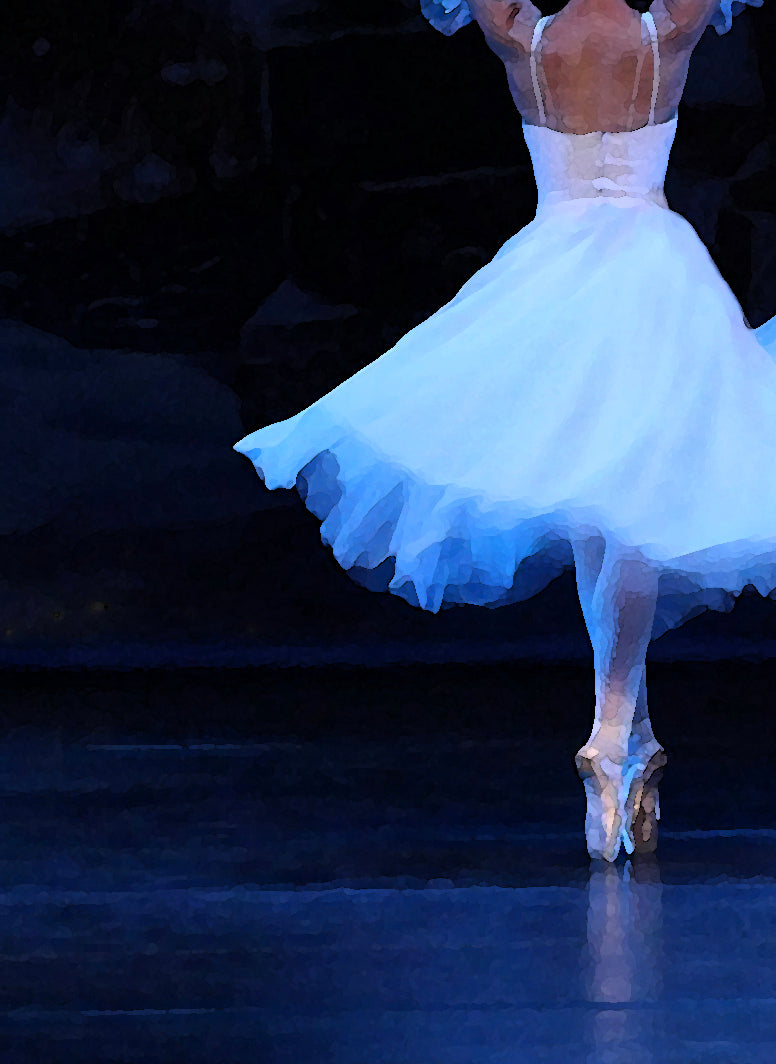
[626,20,648,130]
[530,15,554,127]
[641,11,660,125]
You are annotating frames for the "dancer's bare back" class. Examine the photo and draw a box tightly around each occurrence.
[468,0,722,134]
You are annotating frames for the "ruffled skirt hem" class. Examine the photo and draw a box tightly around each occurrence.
[234,404,776,638]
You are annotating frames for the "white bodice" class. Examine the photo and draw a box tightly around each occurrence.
[522,113,678,211]
[522,10,677,212]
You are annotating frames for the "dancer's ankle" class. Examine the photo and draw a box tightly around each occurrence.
[584,721,630,762]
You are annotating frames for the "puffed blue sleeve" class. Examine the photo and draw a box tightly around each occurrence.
[419,0,474,34]
[709,0,764,34]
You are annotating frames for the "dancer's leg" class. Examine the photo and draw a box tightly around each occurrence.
[573,539,661,859]
[573,534,606,638]
[630,664,656,750]
[574,537,658,755]
[570,540,664,855]
[583,544,659,760]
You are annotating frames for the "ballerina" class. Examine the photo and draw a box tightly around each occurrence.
[234,0,773,861]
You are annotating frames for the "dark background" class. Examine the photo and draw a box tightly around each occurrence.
[3,0,776,669]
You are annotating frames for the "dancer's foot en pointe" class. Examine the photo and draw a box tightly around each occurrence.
[575,734,667,861]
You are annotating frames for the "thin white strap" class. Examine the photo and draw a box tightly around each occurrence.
[626,20,648,131]
[530,16,552,127]
[642,11,660,125]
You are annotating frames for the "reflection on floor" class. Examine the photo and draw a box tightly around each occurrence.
[0,662,774,1062]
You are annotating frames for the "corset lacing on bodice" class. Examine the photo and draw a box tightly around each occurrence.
[522,11,679,211]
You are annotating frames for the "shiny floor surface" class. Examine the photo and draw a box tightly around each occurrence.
[2,662,775,1063]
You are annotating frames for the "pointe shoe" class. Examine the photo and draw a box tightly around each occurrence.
[575,745,629,862]
[622,740,667,856]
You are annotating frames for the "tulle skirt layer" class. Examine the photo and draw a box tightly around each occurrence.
[234,197,776,634]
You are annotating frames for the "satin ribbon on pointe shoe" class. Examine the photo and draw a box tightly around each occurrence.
[621,742,667,856]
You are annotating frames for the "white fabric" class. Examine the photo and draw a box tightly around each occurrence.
[234,22,776,629]
[522,113,676,209]
[530,16,553,128]
[644,12,659,126]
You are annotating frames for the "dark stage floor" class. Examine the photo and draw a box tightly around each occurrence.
[1,661,774,1062]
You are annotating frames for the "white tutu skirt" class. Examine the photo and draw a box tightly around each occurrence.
[234,197,776,637]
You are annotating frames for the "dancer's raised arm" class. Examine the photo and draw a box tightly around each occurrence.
[421,0,764,41]
[655,0,763,39]
[420,0,546,57]
[458,0,542,61]
[652,0,727,44]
